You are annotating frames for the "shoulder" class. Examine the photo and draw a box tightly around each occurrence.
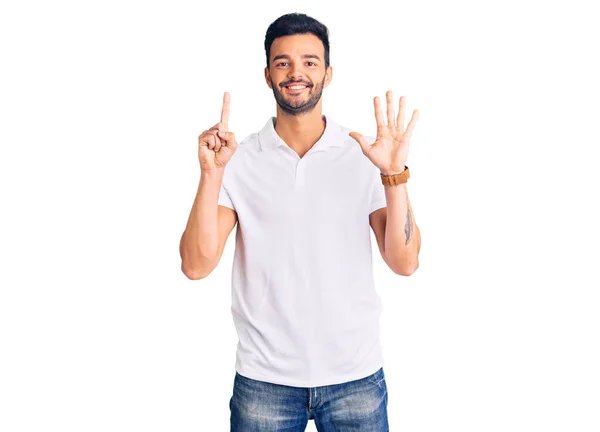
[237,132,259,152]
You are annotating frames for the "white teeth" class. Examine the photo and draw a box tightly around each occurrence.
[288,85,307,90]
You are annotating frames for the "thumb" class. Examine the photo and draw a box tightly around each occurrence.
[349,132,370,155]
[218,130,236,148]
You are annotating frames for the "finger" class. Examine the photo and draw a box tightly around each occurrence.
[203,133,215,150]
[209,121,228,133]
[200,130,219,149]
[217,130,231,145]
[211,133,220,151]
[205,124,228,151]
[404,109,419,141]
[386,90,395,127]
[374,96,385,128]
[220,92,230,128]
[212,130,223,152]
[209,129,223,151]
[218,130,237,151]
[348,131,371,155]
[396,96,406,135]
[199,132,212,147]
[206,130,223,150]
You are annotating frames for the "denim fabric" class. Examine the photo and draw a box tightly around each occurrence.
[230,367,388,431]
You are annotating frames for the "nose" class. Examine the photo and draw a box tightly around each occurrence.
[287,63,306,83]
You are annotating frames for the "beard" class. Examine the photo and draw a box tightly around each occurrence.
[271,75,326,116]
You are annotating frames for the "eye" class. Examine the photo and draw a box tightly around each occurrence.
[307,62,316,66]
[277,62,288,67]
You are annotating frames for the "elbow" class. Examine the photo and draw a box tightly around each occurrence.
[181,262,209,280]
[392,259,419,277]
[179,241,216,281]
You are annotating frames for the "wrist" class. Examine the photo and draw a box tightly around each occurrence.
[380,167,406,176]
[380,165,410,186]
[200,168,225,184]
[201,167,225,177]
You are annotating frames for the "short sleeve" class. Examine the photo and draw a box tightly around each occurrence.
[218,182,235,210]
[369,166,387,214]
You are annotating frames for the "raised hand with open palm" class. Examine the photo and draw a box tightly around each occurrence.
[349,91,419,175]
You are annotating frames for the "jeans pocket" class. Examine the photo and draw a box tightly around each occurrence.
[367,368,386,388]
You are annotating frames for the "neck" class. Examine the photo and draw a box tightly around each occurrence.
[274,106,326,158]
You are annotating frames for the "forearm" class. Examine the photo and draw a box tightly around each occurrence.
[180,169,224,279]
[383,181,421,275]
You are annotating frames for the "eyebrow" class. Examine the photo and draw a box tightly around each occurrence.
[272,54,321,62]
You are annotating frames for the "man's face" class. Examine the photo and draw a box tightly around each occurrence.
[265,33,332,116]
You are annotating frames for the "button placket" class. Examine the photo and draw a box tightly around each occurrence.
[295,159,306,187]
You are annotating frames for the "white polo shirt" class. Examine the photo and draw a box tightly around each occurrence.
[217,114,387,387]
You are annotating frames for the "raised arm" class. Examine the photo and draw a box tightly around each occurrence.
[180,92,239,280]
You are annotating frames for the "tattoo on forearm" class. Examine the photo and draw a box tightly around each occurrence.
[405,207,412,245]
[404,188,412,245]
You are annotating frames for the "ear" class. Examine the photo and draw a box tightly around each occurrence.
[264,67,272,89]
[324,65,333,89]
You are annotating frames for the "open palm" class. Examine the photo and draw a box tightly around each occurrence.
[350,91,419,175]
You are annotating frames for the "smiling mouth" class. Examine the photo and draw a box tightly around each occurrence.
[284,85,309,93]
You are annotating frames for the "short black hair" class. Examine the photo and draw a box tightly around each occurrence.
[264,13,330,69]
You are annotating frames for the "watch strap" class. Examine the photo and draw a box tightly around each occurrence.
[380,166,410,186]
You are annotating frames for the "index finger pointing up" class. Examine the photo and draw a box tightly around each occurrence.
[220,91,230,128]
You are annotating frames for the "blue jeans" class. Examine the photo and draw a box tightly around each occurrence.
[230,367,389,431]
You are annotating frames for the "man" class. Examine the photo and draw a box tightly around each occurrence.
[179,12,420,431]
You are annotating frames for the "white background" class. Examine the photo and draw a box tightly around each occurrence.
[1,0,599,430]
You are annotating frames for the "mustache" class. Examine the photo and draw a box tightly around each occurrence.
[281,80,312,87]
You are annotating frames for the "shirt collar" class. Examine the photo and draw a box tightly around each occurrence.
[258,114,343,152]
